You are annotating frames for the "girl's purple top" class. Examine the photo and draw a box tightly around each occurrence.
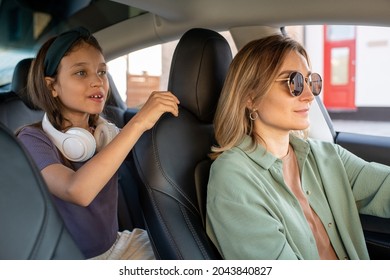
[18,126,118,258]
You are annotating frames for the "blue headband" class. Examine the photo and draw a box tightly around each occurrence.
[44,27,91,76]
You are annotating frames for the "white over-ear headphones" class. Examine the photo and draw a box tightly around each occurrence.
[42,113,120,162]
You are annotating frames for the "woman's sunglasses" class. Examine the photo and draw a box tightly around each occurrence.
[275,72,322,97]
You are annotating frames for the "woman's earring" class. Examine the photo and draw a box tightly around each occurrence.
[248,109,258,136]
[249,109,258,121]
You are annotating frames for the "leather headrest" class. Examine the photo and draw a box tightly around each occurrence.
[11,58,38,110]
[168,28,232,123]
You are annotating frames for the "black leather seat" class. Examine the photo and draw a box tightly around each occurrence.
[131,28,232,259]
[0,58,44,133]
[0,122,84,259]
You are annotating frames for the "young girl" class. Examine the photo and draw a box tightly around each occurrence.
[17,27,180,259]
[206,34,390,260]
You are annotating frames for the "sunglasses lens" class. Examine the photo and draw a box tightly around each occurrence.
[289,72,304,96]
[310,73,322,96]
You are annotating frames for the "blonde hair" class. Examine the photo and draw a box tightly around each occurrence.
[211,34,310,159]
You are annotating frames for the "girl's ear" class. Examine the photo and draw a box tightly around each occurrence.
[44,77,58,97]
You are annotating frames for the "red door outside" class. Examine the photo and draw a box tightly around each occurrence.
[323,25,356,110]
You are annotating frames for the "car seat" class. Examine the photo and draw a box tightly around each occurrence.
[0,58,44,133]
[0,122,84,259]
[131,28,232,259]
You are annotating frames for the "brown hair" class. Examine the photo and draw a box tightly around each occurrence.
[211,34,310,159]
[27,31,105,131]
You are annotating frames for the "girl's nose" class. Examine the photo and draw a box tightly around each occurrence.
[90,75,103,88]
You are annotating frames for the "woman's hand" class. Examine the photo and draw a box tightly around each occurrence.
[130,91,180,132]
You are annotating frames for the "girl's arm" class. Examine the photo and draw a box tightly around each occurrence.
[42,91,179,206]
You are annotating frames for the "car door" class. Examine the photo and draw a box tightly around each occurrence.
[335,131,390,259]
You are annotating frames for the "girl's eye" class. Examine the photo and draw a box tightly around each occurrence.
[76,71,87,76]
[98,70,107,76]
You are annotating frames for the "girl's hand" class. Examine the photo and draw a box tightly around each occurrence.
[130,91,180,132]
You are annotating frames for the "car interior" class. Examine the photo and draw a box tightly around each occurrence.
[0,58,44,132]
[1,0,390,260]
[0,121,84,259]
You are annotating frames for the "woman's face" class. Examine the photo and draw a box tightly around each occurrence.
[48,42,109,126]
[253,50,314,137]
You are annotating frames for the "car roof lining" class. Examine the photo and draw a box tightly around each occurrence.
[8,0,390,60]
[99,0,390,59]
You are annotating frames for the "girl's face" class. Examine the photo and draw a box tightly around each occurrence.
[253,50,314,138]
[48,42,109,126]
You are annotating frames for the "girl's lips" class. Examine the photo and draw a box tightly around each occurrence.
[88,93,105,102]
[89,92,104,101]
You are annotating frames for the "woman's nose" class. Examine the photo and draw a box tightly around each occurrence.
[300,80,315,101]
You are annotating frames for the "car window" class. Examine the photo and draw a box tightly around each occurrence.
[216,25,390,138]
[107,31,237,109]
[108,24,390,138]
[288,25,390,137]
[108,43,173,108]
